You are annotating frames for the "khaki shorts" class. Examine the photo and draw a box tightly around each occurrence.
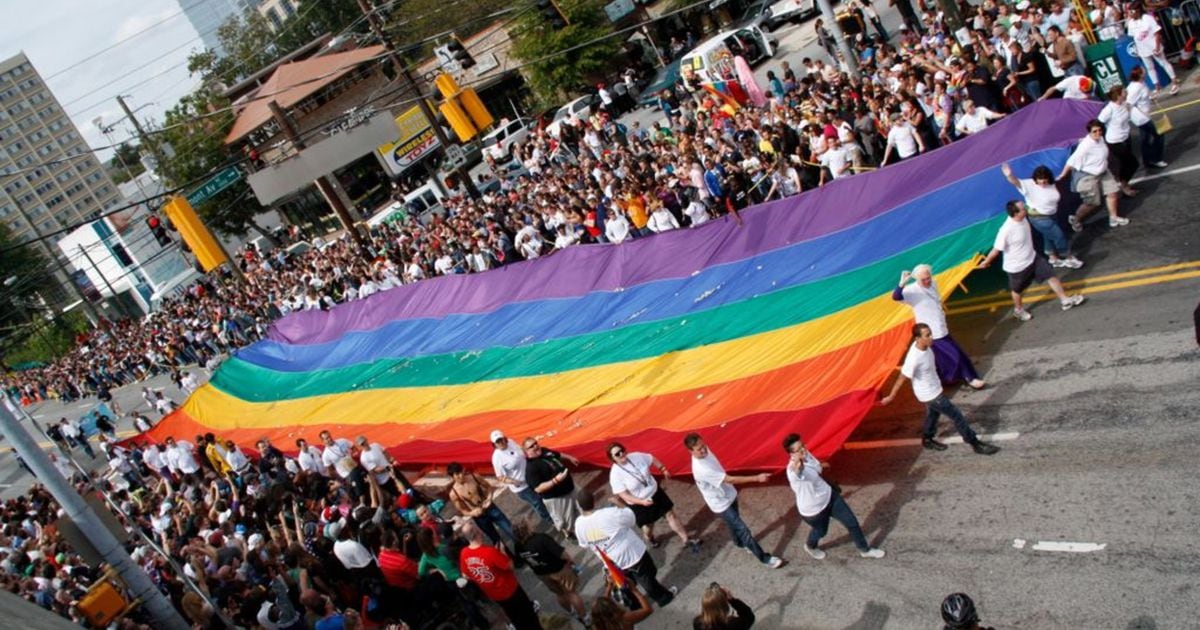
[539,565,579,596]
[1075,171,1119,206]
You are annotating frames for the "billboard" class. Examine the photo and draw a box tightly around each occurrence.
[377,104,441,176]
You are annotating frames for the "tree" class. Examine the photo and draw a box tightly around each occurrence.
[155,84,266,237]
[382,0,511,60]
[509,0,621,105]
[0,223,54,328]
[108,142,146,185]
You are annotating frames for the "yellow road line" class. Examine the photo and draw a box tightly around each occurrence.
[949,260,1200,308]
[1153,95,1200,115]
[0,429,139,454]
[947,269,1200,315]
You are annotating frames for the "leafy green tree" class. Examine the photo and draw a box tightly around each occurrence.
[382,0,511,59]
[108,142,146,185]
[509,0,621,104]
[0,223,55,330]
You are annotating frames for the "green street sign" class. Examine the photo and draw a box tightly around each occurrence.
[186,166,242,206]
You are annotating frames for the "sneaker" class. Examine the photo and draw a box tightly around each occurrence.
[686,538,703,554]
[532,599,541,613]
[1064,257,1085,269]
[859,548,886,559]
[1068,215,1083,233]
[971,440,1001,455]
[1150,161,1169,168]
[1013,308,1033,322]
[968,378,987,390]
[1109,216,1130,227]
[804,545,827,560]
[1170,83,1180,95]
[1061,294,1086,311]
[1050,258,1070,268]
[765,555,785,569]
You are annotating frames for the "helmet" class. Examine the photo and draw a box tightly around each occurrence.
[941,593,979,629]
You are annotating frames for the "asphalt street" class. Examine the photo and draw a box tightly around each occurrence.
[3,13,1200,630]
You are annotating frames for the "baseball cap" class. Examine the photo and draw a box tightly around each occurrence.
[489,429,505,443]
[1079,76,1093,92]
[247,533,265,550]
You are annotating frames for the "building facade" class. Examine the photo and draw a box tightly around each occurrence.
[177,0,262,56]
[258,0,300,32]
[0,52,124,308]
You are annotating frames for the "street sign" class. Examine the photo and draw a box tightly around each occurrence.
[186,166,242,206]
[444,144,466,168]
[434,45,461,74]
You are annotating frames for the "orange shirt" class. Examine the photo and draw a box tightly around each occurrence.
[626,195,649,229]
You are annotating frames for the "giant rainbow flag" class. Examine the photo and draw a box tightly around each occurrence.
[145,101,1099,472]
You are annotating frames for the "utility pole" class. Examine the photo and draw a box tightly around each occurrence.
[814,0,860,79]
[356,0,481,199]
[77,245,128,319]
[937,0,966,33]
[0,396,190,630]
[266,101,373,259]
[116,96,244,283]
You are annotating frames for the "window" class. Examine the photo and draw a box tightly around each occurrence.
[282,0,296,16]
[266,7,283,29]
[46,194,64,208]
[15,154,33,168]
[0,204,12,217]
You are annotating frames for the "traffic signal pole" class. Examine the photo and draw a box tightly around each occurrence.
[116,96,244,283]
[0,396,191,630]
[77,245,128,319]
[356,0,481,199]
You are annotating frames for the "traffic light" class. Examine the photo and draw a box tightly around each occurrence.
[537,0,569,28]
[435,73,494,141]
[146,215,172,247]
[447,36,475,70]
[162,196,228,272]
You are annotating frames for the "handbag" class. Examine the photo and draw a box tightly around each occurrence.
[1155,113,1173,135]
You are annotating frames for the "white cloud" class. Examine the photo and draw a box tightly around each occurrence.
[114,8,182,43]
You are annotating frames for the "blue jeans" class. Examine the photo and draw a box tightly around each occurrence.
[803,492,871,552]
[473,504,515,545]
[1028,215,1070,257]
[1138,121,1165,164]
[924,394,978,443]
[516,486,553,523]
[716,497,770,563]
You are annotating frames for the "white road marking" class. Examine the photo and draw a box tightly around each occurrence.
[1013,539,1027,549]
[1030,541,1107,553]
[843,432,1020,450]
[1129,162,1200,184]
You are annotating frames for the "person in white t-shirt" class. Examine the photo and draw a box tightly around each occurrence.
[1126,66,1168,169]
[880,324,1000,454]
[683,433,783,569]
[489,430,552,524]
[1097,85,1142,195]
[977,200,1086,321]
[1058,120,1128,230]
[1039,75,1094,100]
[1000,163,1083,269]
[294,438,325,476]
[606,443,698,550]
[892,264,987,389]
[818,137,853,185]
[881,116,925,166]
[955,100,1005,136]
[782,434,885,559]
[574,489,677,607]
[1126,4,1179,94]
[319,430,368,498]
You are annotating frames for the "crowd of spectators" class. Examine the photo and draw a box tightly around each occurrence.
[0,2,1180,626]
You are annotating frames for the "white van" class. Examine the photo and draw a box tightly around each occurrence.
[366,180,447,227]
[679,25,776,90]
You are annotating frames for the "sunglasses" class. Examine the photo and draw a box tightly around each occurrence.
[610,449,626,459]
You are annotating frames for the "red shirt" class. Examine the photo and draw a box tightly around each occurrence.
[459,544,518,601]
[377,549,418,589]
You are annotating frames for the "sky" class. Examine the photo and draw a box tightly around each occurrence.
[0,0,206,162]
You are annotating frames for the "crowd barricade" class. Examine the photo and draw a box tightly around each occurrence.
[1159,1,1198,59]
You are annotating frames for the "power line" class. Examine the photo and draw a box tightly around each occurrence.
[42,1,201,81]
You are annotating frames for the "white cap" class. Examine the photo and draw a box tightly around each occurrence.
[489,429,505,443]
[1016,0,1030,10]
[247,533,265,550]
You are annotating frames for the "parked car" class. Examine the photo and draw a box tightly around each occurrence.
[639,60,683,108]
[543,94,599,139]
[481,118,533,162]
[742,0,817,30]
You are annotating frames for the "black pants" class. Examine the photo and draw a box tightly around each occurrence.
[497,585,542,630]
[1107,139,1139,183]
[624,551,674,606]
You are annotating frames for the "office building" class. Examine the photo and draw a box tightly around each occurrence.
[1,52,124,308]
[178,0,263,56]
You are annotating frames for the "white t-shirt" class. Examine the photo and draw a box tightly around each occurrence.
[993,217,1037,273]
[333,539,375,569]
[609,452,657,501]
[820,146,852,179]
[1126,82,1153,125]
[898,280,948,339]
[297,446,325,475]
[785,453,832,517]
[1017,179,1061,217]
[691,451,736,513]
[683,201,710,226]
[1066,135,1109,176]
[321,439,357,479]
[492,444,529,492]
[1098,102,1131,143]
[900,341,943,402]
[1054,76,1092,100]
[574,507,646,570]
[955,108,999,135]
[359,443,391,484]
[170,442,200,475]
[887,123,920,158]
[1127,14,1162,57]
